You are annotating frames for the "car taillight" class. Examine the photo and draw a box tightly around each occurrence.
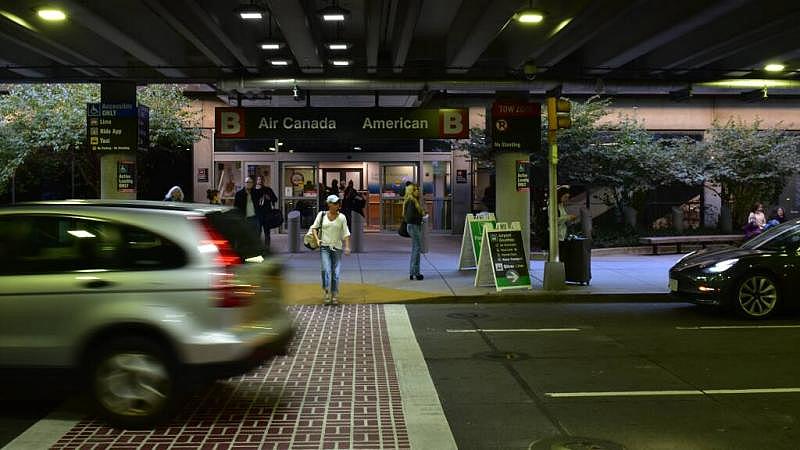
[192,217,254,308]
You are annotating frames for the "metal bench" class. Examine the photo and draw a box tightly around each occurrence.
[639,235,745,254]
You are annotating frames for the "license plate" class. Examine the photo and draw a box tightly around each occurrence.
[669,278,678,292]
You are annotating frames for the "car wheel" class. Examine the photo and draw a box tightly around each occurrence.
[89,337,175,428]
[734,274,780,319]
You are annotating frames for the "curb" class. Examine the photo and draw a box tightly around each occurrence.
[382,292,674,304]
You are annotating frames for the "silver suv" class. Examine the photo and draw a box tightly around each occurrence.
[0,200,293,428]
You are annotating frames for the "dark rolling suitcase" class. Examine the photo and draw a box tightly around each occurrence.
[560,237,592,285]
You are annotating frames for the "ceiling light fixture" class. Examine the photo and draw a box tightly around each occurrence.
[270,59,291,66]
[236,3,265,20]
[37,8,67,21]
[259,9,285,50]
[327,42,351,51]
[330,59,352,66]
[514,0,544,24]
[764,63,785,72]
[318,1,349,22]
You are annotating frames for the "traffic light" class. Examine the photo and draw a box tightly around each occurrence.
[546,97,571,131]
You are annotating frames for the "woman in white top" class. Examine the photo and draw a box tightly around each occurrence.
[310,194,351,305]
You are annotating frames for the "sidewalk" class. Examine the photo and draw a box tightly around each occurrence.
[267,232,683,304]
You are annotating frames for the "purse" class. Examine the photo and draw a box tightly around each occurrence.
[267,208,283,229]
[398,220,410,238]
[304,212,324,250]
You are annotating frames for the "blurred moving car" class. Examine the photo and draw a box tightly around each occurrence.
[669,218,800,319]
[0,200,293,428]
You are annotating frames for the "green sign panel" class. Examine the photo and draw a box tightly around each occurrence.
[470,219,495,262]
[487,230,531,288]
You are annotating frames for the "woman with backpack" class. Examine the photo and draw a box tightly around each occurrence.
[309,194,351,305]
[404,183,425,280]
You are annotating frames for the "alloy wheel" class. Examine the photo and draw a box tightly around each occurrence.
[95,352,170,418]
[737,275,778,318]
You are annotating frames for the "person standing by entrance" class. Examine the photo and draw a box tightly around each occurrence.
[310,194,351,305]
[255,175,278,249]
[404,183,425,280]
[234,177,263,234]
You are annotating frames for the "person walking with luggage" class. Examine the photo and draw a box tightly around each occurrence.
[310,194,351,305]
[557,187,576,242]
[404,183,425,280]
[255,176,278,249]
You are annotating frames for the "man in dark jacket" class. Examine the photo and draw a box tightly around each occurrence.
[234,177,263,233]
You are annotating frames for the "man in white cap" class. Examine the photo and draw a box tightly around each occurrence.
[309,194,351,305]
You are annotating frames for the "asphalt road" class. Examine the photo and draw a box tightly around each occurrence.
[4,301,800,450]
[407,302,800,450]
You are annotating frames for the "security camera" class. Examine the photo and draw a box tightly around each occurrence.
[523,62,538,81]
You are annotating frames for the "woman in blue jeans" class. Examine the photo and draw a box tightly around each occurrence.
[310,194,351,305]
[403,183,425,280]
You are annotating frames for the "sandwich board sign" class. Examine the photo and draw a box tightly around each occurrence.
[475,222,532,291]
[458,213,496,269]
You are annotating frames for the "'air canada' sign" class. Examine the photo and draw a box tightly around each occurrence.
[215,107,469,140]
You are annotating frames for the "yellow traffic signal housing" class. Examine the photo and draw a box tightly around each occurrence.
[546,97,571,131]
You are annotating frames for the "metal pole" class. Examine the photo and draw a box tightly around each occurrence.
[548,139,559,263]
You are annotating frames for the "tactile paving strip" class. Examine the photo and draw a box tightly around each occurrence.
[51,305,410,450]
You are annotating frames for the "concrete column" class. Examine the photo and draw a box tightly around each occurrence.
[495,153,530,257]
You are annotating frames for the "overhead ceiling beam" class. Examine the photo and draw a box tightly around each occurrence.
[446,0,520,74]
[0,31,95,77]
[590,0,751,73]
[143,0,228,68]
[184,0,257,72]
[267,0,323,74]
[391,0,422,73]
[61,0,186,78]
[0,57,45,78]
[365,0,382,73]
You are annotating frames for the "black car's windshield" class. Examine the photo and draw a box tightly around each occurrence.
[741,222,800,251]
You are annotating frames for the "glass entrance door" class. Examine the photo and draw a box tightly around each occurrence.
[380,164,417,231]
[282,164,318,229]
[422,161,452,231]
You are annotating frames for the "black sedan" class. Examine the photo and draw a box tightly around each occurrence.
[669,218,800,319]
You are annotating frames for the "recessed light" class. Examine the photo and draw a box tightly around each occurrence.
[270,59,291,66]
[353,146,362,151]
[236,5,265,20]
[260,41,285,50]
[327,42,351,51]
[515,9,544,24]
[318,4,349,22]
[331,59,352,66]
[764,63,785,72]
[37,8,66,21]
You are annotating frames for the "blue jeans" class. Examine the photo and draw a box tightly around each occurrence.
[407,223,422,276]
[320,246,343,295]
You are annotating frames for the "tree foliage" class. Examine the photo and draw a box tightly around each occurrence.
[0,84,201,196]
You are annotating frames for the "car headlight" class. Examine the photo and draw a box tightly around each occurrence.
[705,258,739,273]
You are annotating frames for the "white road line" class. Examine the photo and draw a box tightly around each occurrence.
[384,305,458,450]
[3,400,82,450]
[446,328,582,333]
[546,387,800,398]
[676,325,800,330]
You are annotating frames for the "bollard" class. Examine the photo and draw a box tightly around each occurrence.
[421,215,430,254]
[351,212,365,253]
[287,210,301,253]
[672,207,685,233]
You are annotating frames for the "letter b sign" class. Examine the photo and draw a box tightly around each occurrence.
[440,110,467,138]
[216,109,246,138]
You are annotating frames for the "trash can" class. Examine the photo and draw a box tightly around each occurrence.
[559,236,591,285]
[351,212,365,253]
[287,210,301,253]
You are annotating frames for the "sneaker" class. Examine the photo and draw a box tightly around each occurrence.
[323,290,332,305]
[415,274,424,280]
[330,295,339,305]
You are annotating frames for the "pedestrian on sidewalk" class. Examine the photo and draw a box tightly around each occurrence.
[234,177,263,234]
[744,202,766,239]
[310,194,351,305]
[404,182,425,280]
[164,186,184,202]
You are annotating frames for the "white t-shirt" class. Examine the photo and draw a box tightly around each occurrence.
[311,212,351,250]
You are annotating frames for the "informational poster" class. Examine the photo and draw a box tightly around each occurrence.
[475,222,531,291]
[456,169,468,184]
[490,102,541,152]
[516,160,529,192]
[87,103,149,152]
[197,168,209,182]
[457,213,496,270]
[117,160,136,193]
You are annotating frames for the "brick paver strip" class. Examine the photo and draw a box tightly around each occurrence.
[50,305,410,450]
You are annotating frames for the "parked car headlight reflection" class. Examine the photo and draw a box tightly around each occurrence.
[705,258,739,273]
